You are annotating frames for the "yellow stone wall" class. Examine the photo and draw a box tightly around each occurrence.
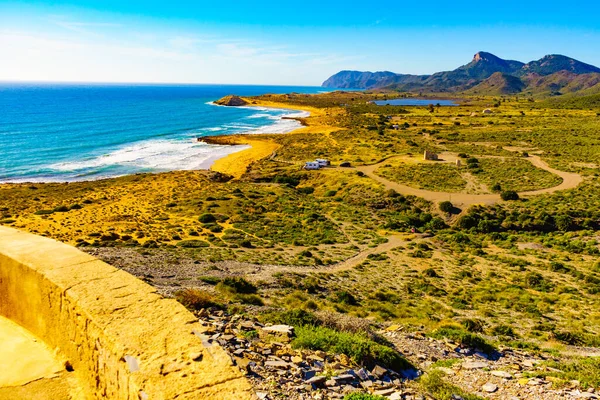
[0,226,253,399]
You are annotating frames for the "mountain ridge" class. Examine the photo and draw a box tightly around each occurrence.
[322,52,600,96]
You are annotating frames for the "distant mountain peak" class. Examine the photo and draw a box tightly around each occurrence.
[472,51,501,63]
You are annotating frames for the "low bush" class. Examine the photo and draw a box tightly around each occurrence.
[198,213,216,223]
[199,276,221,285]
[217,277,257,294]
[526,357,600,389]
[501,190,519,201]
[269,309,319,327]
[333,290,358,305]
[175,288,221,310]
[293,326,412,371]
[420,370,484,400]
[439,201,453,213]
[429,325,495,355]
[177,240,210,248]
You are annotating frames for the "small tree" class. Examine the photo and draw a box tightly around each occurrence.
[501,190,519,201]
[427,104,434,113]
[439,201,453,213]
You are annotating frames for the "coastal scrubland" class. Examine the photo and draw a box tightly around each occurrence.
[1,91,600,398]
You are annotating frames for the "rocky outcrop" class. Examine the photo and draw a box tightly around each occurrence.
[215,95,249,106]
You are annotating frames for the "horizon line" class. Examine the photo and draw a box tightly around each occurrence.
[0,79,324,87]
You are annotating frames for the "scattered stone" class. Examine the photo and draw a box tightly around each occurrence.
[264,360,289,369]
[527,378,544,385]
[491,370,513,379]
[462,361,488,369]
[370,364,388,378]
[482,383,498,393]
[305,376,327,385]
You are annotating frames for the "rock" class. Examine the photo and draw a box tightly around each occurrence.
[214,95,249,107]
[259,325,294,343]
[491,370,513,379]
[522,360,535,368]
[389,393,404,400]
[580,393,599,399]
[482,383,498,393]
[291,355,303,364]
[264,360,289,369]
[462,361,487,369]
[305,375,327,385]
[374,388,396,396]
[370,364,388,378]
[360,380,373,389]
[325,379,337,387]
[527,378,544,385]
[256,392,269,400]
[356,368,369,381]
[333,374,354,382]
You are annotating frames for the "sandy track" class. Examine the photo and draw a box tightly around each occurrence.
[355,153,583,209]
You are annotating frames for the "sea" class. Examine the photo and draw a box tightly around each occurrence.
[0,83,328,183]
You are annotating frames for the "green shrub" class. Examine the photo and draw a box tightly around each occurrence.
[297,187,315,195]
[525,272,553,292]
[293,326,412,371]
[430,325,495,354]
[490,324,516,337]
[461,319,484,333]
[53,205,70,212]
[420,370,484,400]
[501,190,519,201]
[177,240,210,248]
[199,276,221,285]
[237,294,264,305]
[439,201,453,213]
[423,268,439,278]
[198,213,217,223]
[526,357,600,389]
[269,309,319,327]
[34,209,54,215]
[334,291,358,305]
[217,277,257,294]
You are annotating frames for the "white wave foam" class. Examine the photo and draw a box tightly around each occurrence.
[48,139,248,174]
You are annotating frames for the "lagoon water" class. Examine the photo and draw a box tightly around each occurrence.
[0,83,326,182]
[373,99,457,106]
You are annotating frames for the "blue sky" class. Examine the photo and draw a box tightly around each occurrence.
[1,1,599,85]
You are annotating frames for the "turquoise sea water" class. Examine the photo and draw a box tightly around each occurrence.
[0,83,326,182]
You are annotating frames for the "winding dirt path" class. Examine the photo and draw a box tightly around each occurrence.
[354,154,583,209]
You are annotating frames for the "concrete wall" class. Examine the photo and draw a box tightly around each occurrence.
[0,226,253,399]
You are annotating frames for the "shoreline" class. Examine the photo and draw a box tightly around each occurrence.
[202,98,320,178]
[0,99,317,185]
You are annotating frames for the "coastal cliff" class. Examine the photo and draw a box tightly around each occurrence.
[214,95,249,106]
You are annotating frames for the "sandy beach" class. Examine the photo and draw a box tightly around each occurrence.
[205,98,320,178]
